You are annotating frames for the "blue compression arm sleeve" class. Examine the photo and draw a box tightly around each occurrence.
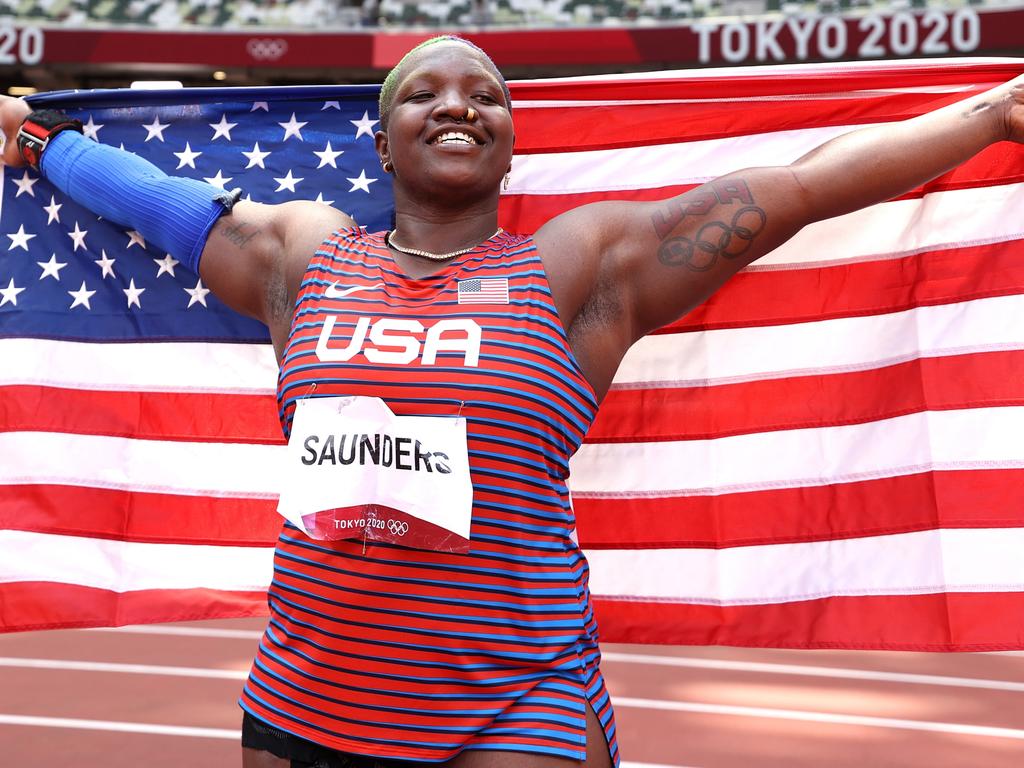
[40,130,238,273]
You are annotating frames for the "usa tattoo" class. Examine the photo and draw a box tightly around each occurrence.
[220,221,260,248]
[653,179,767,271]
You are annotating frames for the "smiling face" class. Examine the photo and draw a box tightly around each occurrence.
[375,41,514,206]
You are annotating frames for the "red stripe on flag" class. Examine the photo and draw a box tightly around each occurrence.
[575,469,1024,549]
[509,61,1024,104]
[500,147,1024,233]
[0,581,268,634]
[0,485,281,545]
[594,590,1024,650]
[669,239,1024,333]
[510,88,995,153]
[592,351,1024,442]
[0,386,283,443]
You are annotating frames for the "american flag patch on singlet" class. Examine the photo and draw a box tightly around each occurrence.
[457,277,509,304]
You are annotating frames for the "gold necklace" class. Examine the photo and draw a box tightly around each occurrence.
[386,228,503,262]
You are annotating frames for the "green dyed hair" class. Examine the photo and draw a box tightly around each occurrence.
[378,35,512,130]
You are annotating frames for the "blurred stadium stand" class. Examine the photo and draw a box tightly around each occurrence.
[0,0,1016,28]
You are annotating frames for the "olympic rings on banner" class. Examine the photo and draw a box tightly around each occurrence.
[246,38,289,61]
[387,520,409,536]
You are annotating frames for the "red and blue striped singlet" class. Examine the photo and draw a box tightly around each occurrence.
[240,228,620,765]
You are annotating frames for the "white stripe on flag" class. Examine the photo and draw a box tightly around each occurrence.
[4,527,1022,605]
[510,123,872,193]
[0,530,274,592]
[613,293,1024,388]
[758,181,1024,269]
[7,292,1023,395]
[2,405,1020,498]
[0,338,277,393]
[570,406,1024,496]
[587,527,1024,604]
[0,431,284,497]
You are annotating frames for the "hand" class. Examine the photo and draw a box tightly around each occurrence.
[0,94,32,166]
[1006,74,1024,144]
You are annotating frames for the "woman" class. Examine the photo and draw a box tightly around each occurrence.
[3,36,1022,768]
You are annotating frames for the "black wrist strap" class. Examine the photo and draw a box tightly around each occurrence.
[17,109,84,171]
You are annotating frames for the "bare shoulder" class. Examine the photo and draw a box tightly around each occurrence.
[534,203,636,400]
[268,200,356,334]
[277,199,357,254]
[534,203,615,330]
[201,198,356,351]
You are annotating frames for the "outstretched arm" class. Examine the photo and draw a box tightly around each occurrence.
[0,96,355,354]
[537,74,1024,394]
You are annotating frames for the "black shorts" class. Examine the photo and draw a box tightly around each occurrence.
[241,712,427,768]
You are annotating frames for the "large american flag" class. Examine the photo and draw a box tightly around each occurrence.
[2,60,1023,649]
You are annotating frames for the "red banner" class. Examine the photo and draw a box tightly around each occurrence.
[3,7,1021,73]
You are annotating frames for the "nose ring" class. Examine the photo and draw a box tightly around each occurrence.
[465,106,477,122]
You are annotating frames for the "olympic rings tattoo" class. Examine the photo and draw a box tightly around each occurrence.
[657,205,767,271]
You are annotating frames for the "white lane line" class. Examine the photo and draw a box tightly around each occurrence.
[16,648,1024,696]
[87,625,263,639]
[0,715,238,739]
[0,714,696,767]
[0,658,246,679]
[601,652,1024,692]
[615,697,1024,740]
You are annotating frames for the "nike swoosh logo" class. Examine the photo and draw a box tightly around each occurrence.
[325,282,384,299]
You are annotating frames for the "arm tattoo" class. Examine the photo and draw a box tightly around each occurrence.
[219,220,261,248]
[652,179,767,271]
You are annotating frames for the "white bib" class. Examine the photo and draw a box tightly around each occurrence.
[277,396,474,552]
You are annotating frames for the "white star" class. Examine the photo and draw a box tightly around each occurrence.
[274,170,303,193]
[251,101,269,112]
[204,170,233,189]
[314,192,335,206]
[322,101,341,110]
[43,195,62,224]
[174,142,202,169]
[242,142,271,169]
[12,170,38,198]
[142,117,169,142]
[153,254,179,277]
[123,278,145,309]
[0,278,25,307]
[126,230,146,249]
[68,222,88,252]
[185,278,211,308]
[347,169,378,194]
[94,250,116,278]
[37,253,68,280]
[279,112,308,141]
[313,141,344,169]
[82,116,104,141]
[68,280,97,310]
[7,224,36,251]
[210,114,238,141]
[350,111,378,139]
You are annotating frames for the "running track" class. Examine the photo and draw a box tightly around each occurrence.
[2,618,1023,767]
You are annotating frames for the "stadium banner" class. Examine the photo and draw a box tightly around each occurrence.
[1,6,1022,72]
[2,58,1024,649]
